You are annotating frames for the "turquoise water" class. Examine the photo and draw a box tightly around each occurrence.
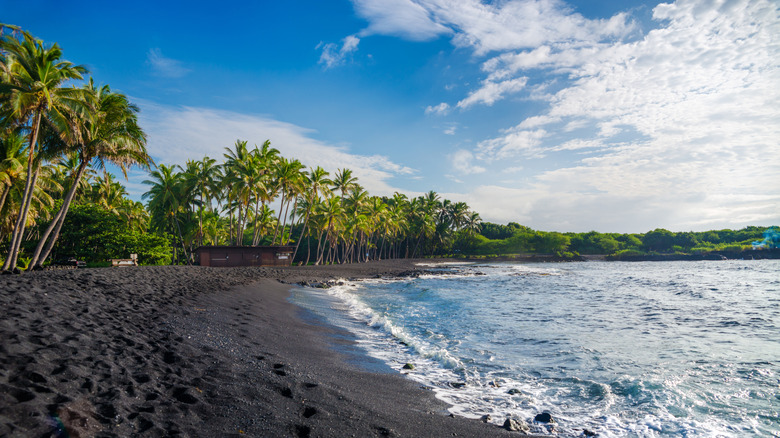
[291,261,780,437]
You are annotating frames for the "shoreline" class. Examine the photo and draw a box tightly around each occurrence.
[0,260,543,437]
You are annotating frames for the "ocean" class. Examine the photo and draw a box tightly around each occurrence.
[290,260,780,437]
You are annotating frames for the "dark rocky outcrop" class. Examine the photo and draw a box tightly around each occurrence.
[533,412,555,423]
[502,418,530,433]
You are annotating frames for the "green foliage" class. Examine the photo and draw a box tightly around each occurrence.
[46,203,171,265]
[463,223,777,258]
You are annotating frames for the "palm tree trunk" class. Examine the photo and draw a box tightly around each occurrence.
[29,160,89,268]
[292,209,310,262]
[3,111,42,272]
[413,232,424,258]
[272,190,286,245]
[174,215,191,265]
[227,207,234,245]
[251,198,261,246]
[239,204,246,246]
[198,193,205,247]
[314,228,325,265]
[0,183,10,218]
[280,197,292,245]
[284,198,298,246]
[4,165,41,272]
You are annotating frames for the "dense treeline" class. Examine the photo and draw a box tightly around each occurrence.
[456,223,778,258]
[141,140,481,265]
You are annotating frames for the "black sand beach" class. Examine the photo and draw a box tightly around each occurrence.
[0,260,531,437]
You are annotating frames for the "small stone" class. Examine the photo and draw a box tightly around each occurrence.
[534,412,555,423]
[449,382,466,388]
[507,388,522,395]
[502,418,530,433]
[480,414,492,423]
[584,429,597,437]
[402,363,415,370]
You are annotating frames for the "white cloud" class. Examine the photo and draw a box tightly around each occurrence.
[517,114,560,129]
[132,100,414,199]
[425,102,450,115]
[318,35,361,68]
[451,149,485,175]
[447,0,780,230]
[352,0,450,40]
[424,0,634,55]
[456,77,528,109]
[146,48,190,78]
[476,128,547,159]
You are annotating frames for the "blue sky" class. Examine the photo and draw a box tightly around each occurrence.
[2,0,778,232]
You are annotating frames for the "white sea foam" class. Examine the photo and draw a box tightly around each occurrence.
[292,260,780,438]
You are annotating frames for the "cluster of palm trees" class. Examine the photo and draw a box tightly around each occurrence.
[143,139,482,265]
[1,24,150,272]
[1,23,481,270]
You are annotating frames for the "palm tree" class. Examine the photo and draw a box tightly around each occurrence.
[91,171,129,215]
[316,196,343,265]
[53,152,95,202]
[1,26,87,272]
[181,158,211,246]
[332,168,358,201]
[464,211,482,236]
[222,140,249,244]
[283,161,307,245]
[292,166,330,261]
[143,164,189,264]
[0,160,60,243]
[449,201,470,230]
[343,186,369,262]
[0,129,24,216]
[29,80,150,268]
[119,200,149,233]
[223,140,272,246]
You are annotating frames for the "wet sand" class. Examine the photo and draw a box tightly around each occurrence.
[0,260,532,437]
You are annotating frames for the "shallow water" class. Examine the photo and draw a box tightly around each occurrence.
[291,260,780,437]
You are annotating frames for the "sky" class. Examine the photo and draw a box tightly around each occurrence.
[2,0,778,233]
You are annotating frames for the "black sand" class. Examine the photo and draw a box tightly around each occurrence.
[0,261,542,437]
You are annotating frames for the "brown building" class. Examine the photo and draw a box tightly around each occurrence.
[195,246,295,267]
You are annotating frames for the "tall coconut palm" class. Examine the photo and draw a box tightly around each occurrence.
[464,211,482,236]
[292,166,330,261]
[271,157,305,245]
[184,156,220,246]
[223,139,265,245]
[332,168,357,201]
[143,164,189,264]
[29,81,149,268]
[316,196,343,265]
[1,27,87,272]
[449,201,470,231]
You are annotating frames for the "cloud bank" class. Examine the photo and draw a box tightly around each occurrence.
[358,0,780,232]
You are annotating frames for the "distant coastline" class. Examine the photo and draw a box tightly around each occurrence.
[445,248,780,263]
